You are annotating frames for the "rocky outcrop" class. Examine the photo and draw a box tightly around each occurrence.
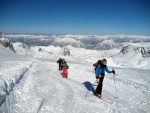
[120,45,137,54]
[0,37,16,52]
[120,44,150,57]
[59,46,70,56]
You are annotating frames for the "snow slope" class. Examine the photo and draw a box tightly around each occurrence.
[0,44,150,113]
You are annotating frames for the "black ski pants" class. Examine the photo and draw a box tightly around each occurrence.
[96,75,104,95]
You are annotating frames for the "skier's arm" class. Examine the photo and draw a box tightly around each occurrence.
[57,60,59,63]
[105,66,112,73]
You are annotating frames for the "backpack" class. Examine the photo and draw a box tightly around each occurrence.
[93,60,106,72]
[61,61,69,68]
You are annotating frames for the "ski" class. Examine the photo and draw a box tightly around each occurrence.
[93,92,102,98]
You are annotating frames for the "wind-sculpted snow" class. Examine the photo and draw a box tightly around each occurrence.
[0,62,35,112]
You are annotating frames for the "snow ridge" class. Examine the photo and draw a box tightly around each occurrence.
[0,61,34,106]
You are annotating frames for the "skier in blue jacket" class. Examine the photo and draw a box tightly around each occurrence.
[95,59,115,98]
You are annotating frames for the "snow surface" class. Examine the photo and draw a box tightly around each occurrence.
[0,43,150,113]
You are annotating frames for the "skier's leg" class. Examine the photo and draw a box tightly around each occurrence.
[59,64,61,70]
[63,68,66,77]
[66,69,68,77]
[96,77,104,95]
[99,77,104,95]
[62,68,65,77]
[64,68,67,77]
[96,83,101,94]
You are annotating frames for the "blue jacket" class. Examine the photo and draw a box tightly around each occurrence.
[95,64,112,77]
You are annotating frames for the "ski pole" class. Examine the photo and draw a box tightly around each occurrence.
[57,63,61,76]
[85,81,96,97]
[93,68,95,74]
[57,63,59,75]
[112,68,118,98]
[113,76,118,98]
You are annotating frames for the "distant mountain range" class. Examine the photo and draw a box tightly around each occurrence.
[3,34,150,54]
[4,34,149,49]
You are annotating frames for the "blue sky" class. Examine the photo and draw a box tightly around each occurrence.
[0,0,150,35]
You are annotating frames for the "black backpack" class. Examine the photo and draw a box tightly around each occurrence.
[93,60,106,72]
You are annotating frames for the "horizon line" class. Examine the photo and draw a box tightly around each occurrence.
[2,33,150,37]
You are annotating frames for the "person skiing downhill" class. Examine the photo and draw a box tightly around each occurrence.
[95,59,115,98]
[57,58,63,70]
[61,59,69,78]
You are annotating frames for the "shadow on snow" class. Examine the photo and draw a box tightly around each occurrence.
[82,81,97,93]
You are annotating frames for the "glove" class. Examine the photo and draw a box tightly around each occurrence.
[98,74,101,78]
[112,68,115,74]
[112,70,115,74]
[112,68,116,77]
[96,77,100,83]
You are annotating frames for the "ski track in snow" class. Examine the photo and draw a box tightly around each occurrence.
[105,68,150,113]
[0,58,150,113]
[2,60,112,113]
